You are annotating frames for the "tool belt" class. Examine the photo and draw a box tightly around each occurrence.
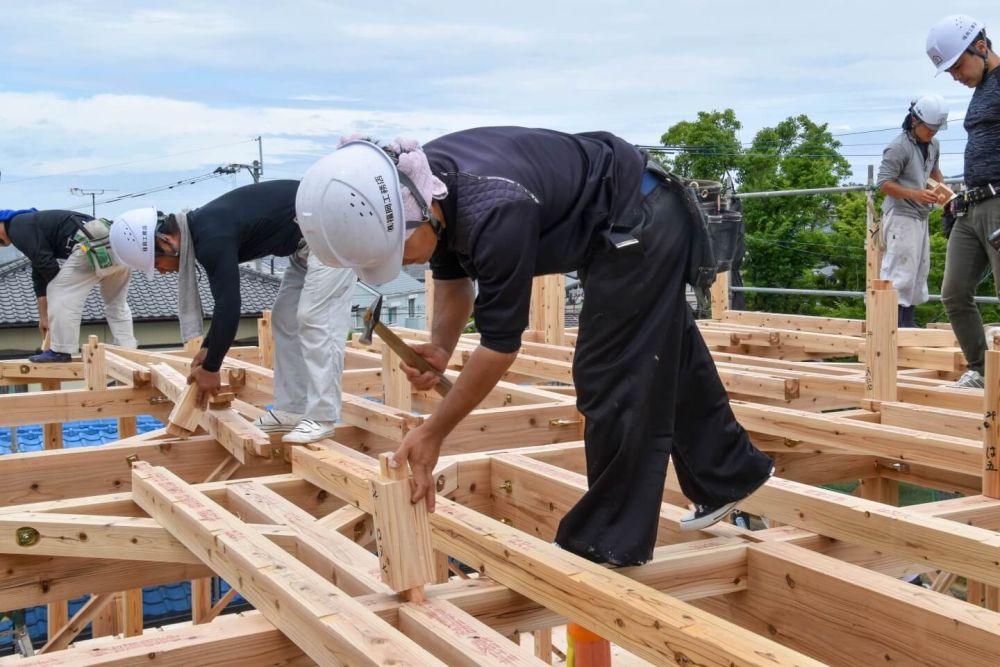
[955,182,1000,217]
[72,218,116,271]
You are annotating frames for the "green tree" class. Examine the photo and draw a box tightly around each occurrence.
[736,115,852,313]
[659,109,742,181]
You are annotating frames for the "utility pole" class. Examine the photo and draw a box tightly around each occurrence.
[69,187,115,217]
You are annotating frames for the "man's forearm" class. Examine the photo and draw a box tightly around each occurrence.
[431,278,475,356]
[880,181,920,201]
[424,345,518,439]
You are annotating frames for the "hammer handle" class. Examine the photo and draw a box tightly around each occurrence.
[376,323,453,396]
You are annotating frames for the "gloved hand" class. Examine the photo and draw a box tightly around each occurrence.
[388,138,448,224]
[942,200,956,239]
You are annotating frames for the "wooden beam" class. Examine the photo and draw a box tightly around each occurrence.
[985,350,1000,498]
[710,269,729,319]
[865,279,897,401]
[257,310,274,369]
[529,274,565,345]
[0,385,168,427]
[737,475,1000,587]
[381,346,411,411]
[130,462,445,666]
[291,445,817,666]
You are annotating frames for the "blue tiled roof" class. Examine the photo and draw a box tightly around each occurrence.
[0,416,248,651]
[0,257,281,328]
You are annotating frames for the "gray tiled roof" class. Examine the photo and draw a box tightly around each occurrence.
[0,257,281,327]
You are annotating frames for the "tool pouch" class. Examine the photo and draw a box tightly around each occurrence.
[643,161,719,289]
[73,218,116,272]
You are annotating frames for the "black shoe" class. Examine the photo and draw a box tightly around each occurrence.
[678,465,775,532]
[28,350,72,363]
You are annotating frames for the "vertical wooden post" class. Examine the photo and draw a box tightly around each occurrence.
[855,477,899,505]
[123,588,144,637]
[46,600,68,645]
[117,416,137,439]
[184,336,204,355]
[371,453,435,600]
[382,346,412,412]
[257,310,274,369]
[530,275,565,345]
[191,578,214,624]
[864,279,897,402]
[533,628,553,663]
[90,592,121,637]
[83,335,106,391]
[983,350,1000,498]
[41,380,63,450]
[865,166,883,290]
[424,269,435,332]
[710,270,731,320]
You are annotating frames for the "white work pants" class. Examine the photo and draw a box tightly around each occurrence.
[880,210,930,307]
[271,250,356,422]
[48,248,137,354]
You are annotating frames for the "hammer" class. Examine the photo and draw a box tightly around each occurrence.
[360,295,453,396]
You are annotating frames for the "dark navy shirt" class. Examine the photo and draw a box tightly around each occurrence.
[426,127,645,353]
[965,66,1000,187]
[5,209,92,297]
[186,180,302,371]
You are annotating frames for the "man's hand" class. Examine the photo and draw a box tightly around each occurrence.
[399,343,450,391]
[38,316,49,340]
[187,365,221,408]
[391,423,445,511]
[190,347,208,371]
[912,188,939,205]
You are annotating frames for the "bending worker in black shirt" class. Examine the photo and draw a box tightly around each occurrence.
[109,181,357,444]
[296,129,773,566]
[0,208,136,362]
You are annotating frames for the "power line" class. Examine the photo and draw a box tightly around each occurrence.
[0,139,257,186]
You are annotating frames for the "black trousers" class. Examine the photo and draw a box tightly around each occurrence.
[554,181,773,566]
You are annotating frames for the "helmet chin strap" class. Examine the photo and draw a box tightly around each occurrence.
[397,171,444,239]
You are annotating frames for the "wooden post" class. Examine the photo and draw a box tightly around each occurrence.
[45,600,68,647]
[371,453,435,600]
[530,275,565,345]
[83,335,106,391]
[865,167,883,290]
[533,629,553,663]
[191,578,214,625]
[864,279,897,402]
[710,269,731,320]
[984,350,1000,498]
[424,269,435,332]
[166,382,206,437]
[184,336,204,355]
[382,346,412,412]
[41,380,62,450]
[117,416,138,439]
[258,310,274,369]
[124,588,144,637]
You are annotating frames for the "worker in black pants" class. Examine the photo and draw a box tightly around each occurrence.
[296,128,773,567]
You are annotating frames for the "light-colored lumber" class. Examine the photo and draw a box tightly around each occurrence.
[257,309,274,369]
[530,274,565,345]
[382,345,412,411]
[865,279,897,401]
[130,462,444,666]
[985,350,1000,498]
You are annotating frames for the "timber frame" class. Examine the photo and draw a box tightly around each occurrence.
[0,267,999,665]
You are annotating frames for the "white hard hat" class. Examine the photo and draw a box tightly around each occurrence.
[109,207,157,277]
[296,141,405,285]
[911,94,949,131]
[926,14,984,73]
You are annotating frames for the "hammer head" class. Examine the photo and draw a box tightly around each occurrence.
[359,294,383,345]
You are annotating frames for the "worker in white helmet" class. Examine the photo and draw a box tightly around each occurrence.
[0,209,136,362]
[296,130,774,567]
[927,15,1000,388]
[876,95,947,328]
[109,181,357,443]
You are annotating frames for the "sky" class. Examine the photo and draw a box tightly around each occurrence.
[0,1,994,218]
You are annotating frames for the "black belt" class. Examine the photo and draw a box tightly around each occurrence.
[961,182,1000,208]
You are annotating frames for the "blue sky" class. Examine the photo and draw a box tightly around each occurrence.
[0,1,994,218]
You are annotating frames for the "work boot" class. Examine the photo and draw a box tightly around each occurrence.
[282,419,337,444]
[28,350,72,363]
[897,305,919,328]
[679,464,775,532]
[252,409,303,434]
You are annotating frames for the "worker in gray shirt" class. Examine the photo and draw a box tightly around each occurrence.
[876,95,947,328]
[928,14,1000,388]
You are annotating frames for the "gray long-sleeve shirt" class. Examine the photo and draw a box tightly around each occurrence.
[877,131,940,219]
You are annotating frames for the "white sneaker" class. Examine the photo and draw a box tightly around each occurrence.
[282,419,337,444]
[953,370,985,389]
[252,409,303,434]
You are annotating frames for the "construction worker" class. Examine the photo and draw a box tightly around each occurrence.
[109,180,357,443]
[876,94,948,328]
[296,130,774,567]
[928,14,1000,388]
[0,208,136,362]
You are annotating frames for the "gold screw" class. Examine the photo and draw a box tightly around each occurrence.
[504,393,513,405]
[499,480,513,493]
[16,527,39,547]
[125,454,140,467]
[499,518,513,526]
[435,475,446,492]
